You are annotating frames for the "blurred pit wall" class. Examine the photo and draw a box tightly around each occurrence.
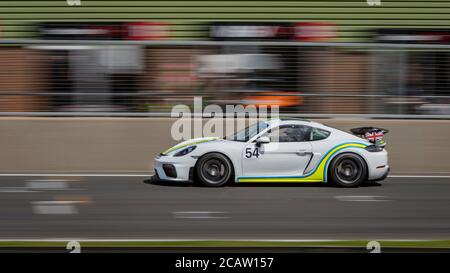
[0,118,448,175]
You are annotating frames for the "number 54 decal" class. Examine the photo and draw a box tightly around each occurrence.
[245,147,260,158]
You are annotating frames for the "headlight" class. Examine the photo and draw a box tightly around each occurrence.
[155,153,166,159]
[173,146,197,157]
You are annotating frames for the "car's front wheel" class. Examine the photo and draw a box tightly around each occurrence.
[195,153,233,187]
[328,153,367,187]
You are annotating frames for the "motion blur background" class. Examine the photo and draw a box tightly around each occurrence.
[0,0,449,173]
[1,0,449,116]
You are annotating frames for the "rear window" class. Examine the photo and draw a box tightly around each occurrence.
[311,128,331,141]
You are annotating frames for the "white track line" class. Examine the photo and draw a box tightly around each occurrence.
[26,181,68,190]
[32,204,77,215]
[26,179,71,182]
[32,201,90,205]
[335,195,391,202]
[173,211,230,219]
[388,175,450,178]
[31,201,89,215]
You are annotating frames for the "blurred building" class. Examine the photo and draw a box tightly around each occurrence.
[374,29,450,114]
[0,48,48,112]
[35,22,167,112]
[0,1,449,115]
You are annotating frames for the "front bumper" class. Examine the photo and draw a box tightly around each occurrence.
[154,154,197,182]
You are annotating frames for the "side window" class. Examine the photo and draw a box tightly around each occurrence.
[266,125,311,142]
[311,128,331,141]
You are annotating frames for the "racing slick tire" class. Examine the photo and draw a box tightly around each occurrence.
[195,153,233,187]
[328,153,367,188]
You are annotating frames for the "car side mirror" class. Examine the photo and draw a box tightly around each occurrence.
[255,136,270,146]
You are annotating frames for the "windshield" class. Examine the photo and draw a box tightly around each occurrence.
[226,121,269,142]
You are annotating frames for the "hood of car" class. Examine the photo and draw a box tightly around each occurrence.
[161,137,220,155]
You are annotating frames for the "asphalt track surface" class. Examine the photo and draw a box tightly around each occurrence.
[1,175,450,240]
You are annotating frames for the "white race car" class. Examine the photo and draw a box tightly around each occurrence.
[154,118,389,187]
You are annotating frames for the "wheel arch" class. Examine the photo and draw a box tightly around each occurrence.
[194,151,236,180]
[325,151,369,183]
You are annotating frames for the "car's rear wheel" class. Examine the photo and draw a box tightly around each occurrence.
[328,153,367,187]
[195,153,233,187]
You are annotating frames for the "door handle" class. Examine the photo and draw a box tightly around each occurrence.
[296,150,312,156]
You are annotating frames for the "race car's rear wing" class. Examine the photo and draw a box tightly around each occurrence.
[350,127,389,146]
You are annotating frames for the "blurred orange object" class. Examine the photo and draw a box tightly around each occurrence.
[243,92,303,108]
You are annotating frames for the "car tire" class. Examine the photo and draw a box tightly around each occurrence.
[195,153,233,187]
[328,153,367,188]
